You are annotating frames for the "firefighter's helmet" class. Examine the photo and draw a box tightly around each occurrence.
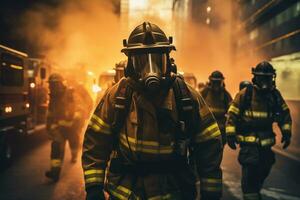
[252,61,276,76]
[252,61,276,91]
[48,73,64,83]
[209,70,225,81]
[239,80,251,91]
[121,22,175,54]
[122,22,176,93]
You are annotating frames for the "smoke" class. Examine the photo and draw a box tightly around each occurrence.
[17,0,266,95]
[18,0,125,77]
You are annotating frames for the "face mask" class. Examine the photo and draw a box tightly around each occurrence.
[255,75,274,91]
[131,53,167,92]
[210,80,223,91]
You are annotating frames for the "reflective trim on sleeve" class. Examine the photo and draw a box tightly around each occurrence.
[196,123,221,142]
[226,126,236,135]
[228,105,240,115]
[282,103,289,111]
[281,123,291,131]
[88,114,111,134]
[51,159,62,167]
[85,177,104,184]
[84,169,105,176]
[107,184,132,200]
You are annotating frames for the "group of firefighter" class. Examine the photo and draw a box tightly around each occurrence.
[45,22,292,200]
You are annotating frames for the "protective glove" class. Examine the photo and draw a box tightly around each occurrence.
[281,132,291,149]
[227,135,237,150]
[86,185,105,200]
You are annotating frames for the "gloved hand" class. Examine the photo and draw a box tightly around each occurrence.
[86,186,105,200]
[281,132,291,149]
[227,135,237,150]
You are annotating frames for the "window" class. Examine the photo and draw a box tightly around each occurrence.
[0,53,24,86]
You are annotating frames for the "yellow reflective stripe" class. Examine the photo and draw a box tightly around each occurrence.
[228,105,239,115]
[89,119,111,134]
[244,110,268,118]
[237,135,257,143]
[120,134,173,154]
[201,178,222,184]
[51,159,62,167]
[281,124,291,131]
[210,107,225,113]
[149,193,174,200]
[92,114,110,128]
[58,120,73,127]
[197,123,221,142]
[108,184,132,200]
[260,138,275,146]
[89,114,111,134]
[85,177,103,184]
[282,103,288,111]
[84,169,104,176]
[226,126,236,135]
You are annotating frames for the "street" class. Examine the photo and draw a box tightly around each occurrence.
[1,130,299,200]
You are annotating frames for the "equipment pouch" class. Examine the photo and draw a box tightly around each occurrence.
[238,145,259,165]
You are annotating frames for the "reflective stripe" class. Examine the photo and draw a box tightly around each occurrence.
[282,103,289,111]
[226,126,236,135]
[210,107,225,114]
[58,120,73,127]
[196,123,221,142]
[84,169,104,176]
[149,193,177,200]
[237,135,257,143]
[281,123,291,131]
[244,193,260,200]
[120,134,173,154]
[89,114,111,134]
[85,177,103,184]
[228,105,239,115]
[260,138,275,146]
[237,135,275,146]
[51,159,62,167]
[244,110,268,118]
[200,178,222,192]
[108,184,132,200]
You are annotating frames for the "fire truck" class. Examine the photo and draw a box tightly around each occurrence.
[0,45,49,165]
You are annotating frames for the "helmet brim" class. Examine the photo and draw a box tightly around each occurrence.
[121,44,176,54]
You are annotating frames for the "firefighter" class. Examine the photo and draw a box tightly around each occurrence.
[114,60,126,83]
[82,22,223,200]
[45,73,81,182]
[200,70,232,144]
[226,61,292,200]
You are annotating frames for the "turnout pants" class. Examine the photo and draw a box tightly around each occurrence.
[49,126,80,175]
[238,146,275,200]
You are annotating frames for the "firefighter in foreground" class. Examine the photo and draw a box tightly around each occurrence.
[82,22,223,200]
[226,61,292,200]
[45,73,81,181]
[200,70,232,144]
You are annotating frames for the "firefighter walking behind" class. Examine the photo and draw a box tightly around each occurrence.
[82,22,223,200]
[226,61,292,200]
[200,70,232,145]
[45,73,81,182]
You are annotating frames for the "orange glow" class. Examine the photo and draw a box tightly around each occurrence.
[30,82,35,88]
[5,106,13,113]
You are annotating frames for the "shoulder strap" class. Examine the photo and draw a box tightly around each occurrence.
[112,78,133,136]
[240,84,253,114]
[172,76,199,136]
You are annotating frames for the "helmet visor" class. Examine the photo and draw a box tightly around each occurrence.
[131,53,167,78]
[255,75,274,90]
